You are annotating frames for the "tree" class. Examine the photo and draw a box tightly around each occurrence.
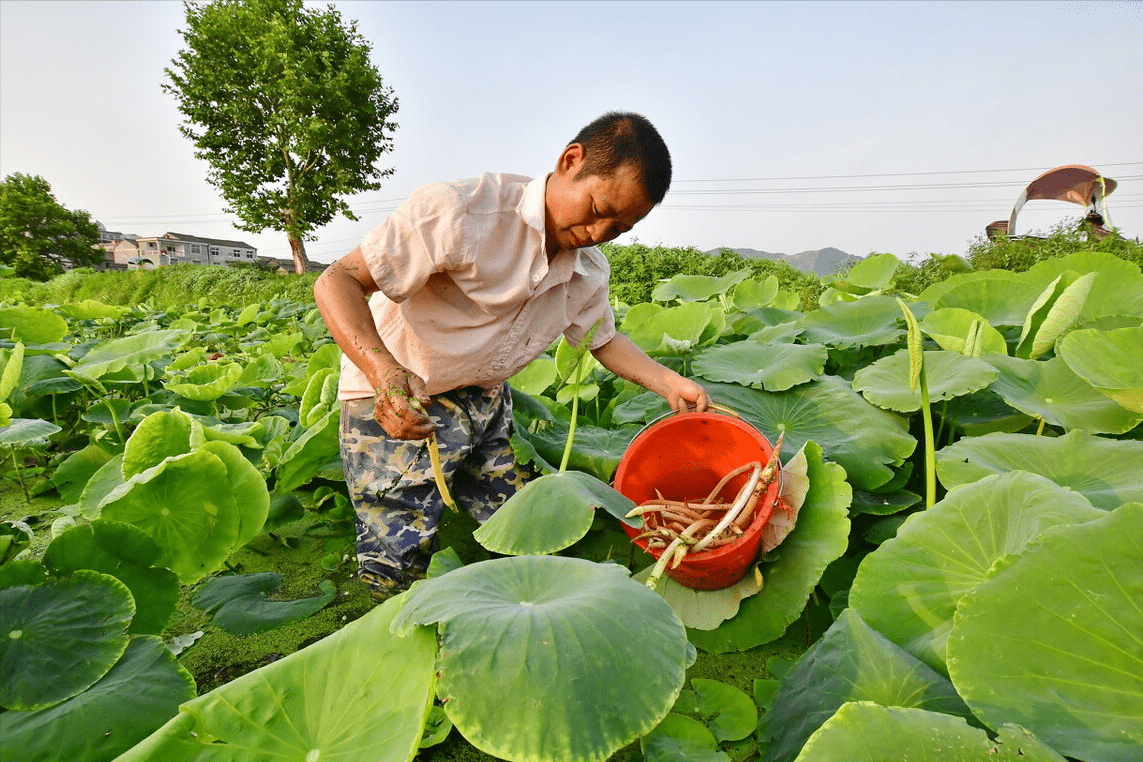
[164,0,399,274]
[0,173,103,281]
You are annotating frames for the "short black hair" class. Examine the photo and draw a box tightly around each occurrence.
[570,112,672,205]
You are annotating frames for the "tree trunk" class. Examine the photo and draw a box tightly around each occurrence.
[288,233,310,274]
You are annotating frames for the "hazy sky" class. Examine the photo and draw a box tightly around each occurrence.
[2,0,1140,264]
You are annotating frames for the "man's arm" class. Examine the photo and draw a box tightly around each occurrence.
[590,333,711,412]
[312,248,434,439]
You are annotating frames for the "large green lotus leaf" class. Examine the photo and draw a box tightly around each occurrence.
[42,521,180,635]
[1024,250,1143,323]
[641,713,729,762]
[70,329,191,380]
[985,352,1143,434]
[634,562,764,631]
[684,678,758,743]
[692,340,827,391]
[116,595,437,762]
[520,418,638,483]
[948,503,1143,762]
[935,429,1143,510]
[848,472,1104,674]
[273,406,341,493]
[939,388,1034,436]
[0,634,196,762]
[473,470,634,555]
[392,556,695,762]
[0,342,24,402]
[191,573,336,636]
[165,362,245,401]
[0,570,134,710]
[919,307,1009,355]
[1015,271,1095,360]
[0,417,61,446]
[122,408,196,479]
[1057,326,1143,413]
[704,376,914,491]
[629,301,717,355]
[829,252,900,293]
[652,269,752,303]
[795,295,904,348]
[198,440,270,549]
[56,299,131,321]
[0,306,69,343]
[920,270,1042,326]
[509,355,558,395]
[761,609,973,762]
[792,702,1068,762]
[687,442,850,653]
[99,450,241,584]
[49,443,113,503]
[731,275,780,311]
[852,349,999,413]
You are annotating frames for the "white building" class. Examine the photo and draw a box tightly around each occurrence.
[126,232,258,268]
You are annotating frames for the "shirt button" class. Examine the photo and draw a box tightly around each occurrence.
[532,275,540,284]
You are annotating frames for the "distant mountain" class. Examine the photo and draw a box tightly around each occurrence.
[704,246,861,277]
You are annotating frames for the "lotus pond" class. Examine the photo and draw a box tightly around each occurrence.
[1,249,1141,762]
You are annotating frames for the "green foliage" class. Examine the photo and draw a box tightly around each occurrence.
[164,0,399,271]
[603,243,823,310]
[0,173,103,281]
[966,221,1143,273]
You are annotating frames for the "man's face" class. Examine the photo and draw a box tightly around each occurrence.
[544,144,654,256]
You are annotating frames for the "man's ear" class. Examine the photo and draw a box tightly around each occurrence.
[556,142,586,178]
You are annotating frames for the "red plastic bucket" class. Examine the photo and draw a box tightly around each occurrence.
[614,410,780,590]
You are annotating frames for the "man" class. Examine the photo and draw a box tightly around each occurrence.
[314,112,710,598]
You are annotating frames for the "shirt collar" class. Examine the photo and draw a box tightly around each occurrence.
[519,172,598,281]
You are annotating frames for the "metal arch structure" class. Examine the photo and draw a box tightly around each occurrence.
[986,165,1118,241]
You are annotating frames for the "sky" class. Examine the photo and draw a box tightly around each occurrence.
[2,0,1141,265]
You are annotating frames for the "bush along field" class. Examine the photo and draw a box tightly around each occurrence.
[0,236,1141,762]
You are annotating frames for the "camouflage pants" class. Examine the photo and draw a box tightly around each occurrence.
[339,383,533,591]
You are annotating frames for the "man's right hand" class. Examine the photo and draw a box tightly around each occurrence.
[373,366,435,440]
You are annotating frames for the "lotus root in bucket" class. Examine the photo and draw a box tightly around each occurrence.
[614,410,782,590]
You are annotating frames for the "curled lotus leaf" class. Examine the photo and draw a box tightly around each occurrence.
[1056,326,1143,413]
[164,361,245,401]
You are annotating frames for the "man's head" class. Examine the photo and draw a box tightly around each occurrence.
[544,112,670,255]
[570,112,672,205]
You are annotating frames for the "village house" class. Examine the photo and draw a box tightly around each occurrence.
[96,225,326,273]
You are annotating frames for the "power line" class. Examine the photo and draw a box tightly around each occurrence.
[673,161,1143,184]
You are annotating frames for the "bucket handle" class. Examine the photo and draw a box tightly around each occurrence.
[632,401,742,441]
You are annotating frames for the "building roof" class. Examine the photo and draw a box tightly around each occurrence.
[157,232,258,250]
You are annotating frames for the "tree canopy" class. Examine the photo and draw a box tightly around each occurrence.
[164,0,399,273]
[0,173,103,281]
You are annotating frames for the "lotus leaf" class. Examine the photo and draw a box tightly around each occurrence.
[760,609,974,762]
[848,472,1103,674]
[939,388,1034,436]
[121,409,196,478]
[825,252,899,294]
[920,270,1041,326]
[692,340,827,391]
[0,570,134,710]
[682,678,758,743]
[165,361,245,401]
[43,521,180,635]
[687,442,850,653]
[0,342,23,401]
[69,328,191,380]
[520,418,636,482]
[935,429,1143,510]
[274,406,342,493]
[198,440,270,549]
[629,301,718,355]
[55,299,131,321]
[704,376,914,491]
[635,563,764,631]
[0,558,47,587]
[0,635,196,762]
[919,307,1008,355]
[852,349,998,413]
[509,355,558,395]
[1024,250,1143,323]
[191,573,336,635]
[985,352,1143,434]
[1016,271,1094,359]
[641,713,729,762]
[0,417,61,446]
[619,301,664,331]
[731,275,780,310]
[795,295,904,348]
[948,503,1143,762]
[81,397,132,427]
[473,470,634,555]
[116,595,437,762]
[652,269,752,303]
[1057,326,1143,413]
[392,555,695,762]
[236,352,283,386]
[99,450,242,584]
[0,306,69,344]
[792,702,1068,762]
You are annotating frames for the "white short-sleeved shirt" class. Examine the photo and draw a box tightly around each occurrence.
[337,172,617,400]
